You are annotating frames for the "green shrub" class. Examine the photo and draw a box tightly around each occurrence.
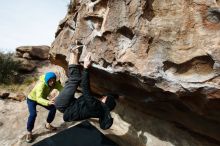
[0,52,20,84]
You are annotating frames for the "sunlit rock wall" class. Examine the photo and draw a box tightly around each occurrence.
[50,0,220,144]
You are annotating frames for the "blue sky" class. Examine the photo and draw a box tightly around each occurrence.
[0,0,69,52]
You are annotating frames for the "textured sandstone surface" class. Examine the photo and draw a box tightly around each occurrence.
[50,0,220,145]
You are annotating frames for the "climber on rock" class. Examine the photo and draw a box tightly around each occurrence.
[25,72,63,143]
[55,44,117,130]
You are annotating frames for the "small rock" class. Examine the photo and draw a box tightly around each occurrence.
[8,93,26,101]
[0,91,10,99]
[16,93,26,101]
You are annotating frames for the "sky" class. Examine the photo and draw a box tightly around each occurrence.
[0,0,69,52]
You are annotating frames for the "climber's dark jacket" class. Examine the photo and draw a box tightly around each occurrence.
[55,65,112,129]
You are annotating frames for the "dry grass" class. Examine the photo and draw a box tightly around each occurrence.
[0,76,38,93]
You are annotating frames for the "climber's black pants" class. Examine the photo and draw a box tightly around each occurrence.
[55,65,81,113]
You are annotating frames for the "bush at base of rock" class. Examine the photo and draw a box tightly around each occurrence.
[0,52,21,84]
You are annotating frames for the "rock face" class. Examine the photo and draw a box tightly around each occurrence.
[50,0,220,145]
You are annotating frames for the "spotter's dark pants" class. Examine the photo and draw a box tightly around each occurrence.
[27,98,56,132]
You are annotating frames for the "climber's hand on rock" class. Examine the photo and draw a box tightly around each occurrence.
[84,53,92,69]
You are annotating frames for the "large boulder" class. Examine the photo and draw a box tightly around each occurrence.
[16,45,50,60]
[14,45,51,73]
[50,0,220,145]
[13,58,36,72]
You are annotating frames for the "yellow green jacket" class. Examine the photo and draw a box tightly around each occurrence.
[28,75,63,106]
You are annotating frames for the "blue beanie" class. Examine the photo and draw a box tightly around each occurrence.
[45,72,56,85]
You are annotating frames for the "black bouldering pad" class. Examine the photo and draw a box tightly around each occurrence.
[33,121,118,146]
